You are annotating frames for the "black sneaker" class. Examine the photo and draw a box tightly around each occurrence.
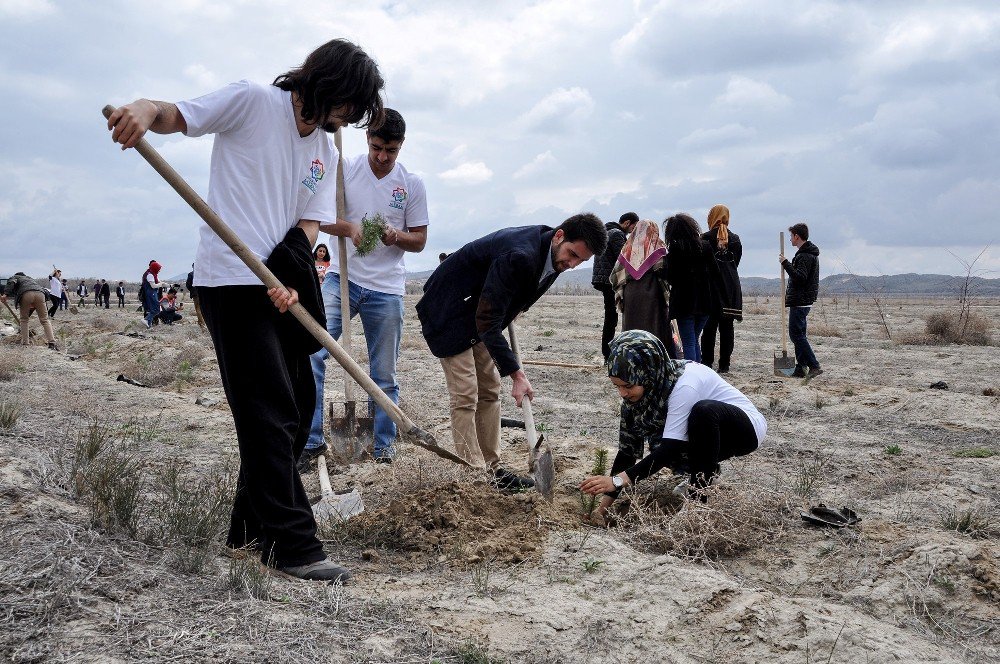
[808,367,824,377]
[491,467,534,493]
[277,559,351,583]
[791,366,807,378]
[296,444,328,474]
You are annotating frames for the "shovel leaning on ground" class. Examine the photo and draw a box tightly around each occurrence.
[774,231,796,377]
[101,105,470,468]
[507,323,554,500]
[312,453,364,522]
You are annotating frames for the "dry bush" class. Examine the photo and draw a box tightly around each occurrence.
[893,331,941,346]
[0,346,24,381]
[90,316,120,332]
[925,311,993,345]
[744,303,770,316]
[620,480,789,561]
[809,321,844,338]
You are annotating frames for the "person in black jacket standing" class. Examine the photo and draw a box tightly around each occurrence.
[780,222,821,377]
[116,281,126,308]
[701,205,742,373]
[664,213,719,363]
[100,280,112,308]
[417,214,607,491]
[591,212,637,359]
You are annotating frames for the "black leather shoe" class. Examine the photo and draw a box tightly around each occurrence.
[491,467,535,493]
[791,366,807,378]
[295,444,328,474]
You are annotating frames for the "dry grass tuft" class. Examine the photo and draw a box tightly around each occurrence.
[925,311,993,345]
[809,321,844,337]
[620,479,789,561]
[0,398,23,429]
[0,346,25,381]
[118,351,173,387]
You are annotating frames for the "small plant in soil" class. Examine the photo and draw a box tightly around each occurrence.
[952,447,996,458]
[884,444,902,456]
[940,506,994,538]
[582,558,604,573]
[580,448,609,515]
[355,212,388,257]
[542,330,555,337]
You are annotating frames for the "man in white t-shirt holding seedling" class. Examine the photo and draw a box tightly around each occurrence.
[106,39,385,583]
[302,108,428,467]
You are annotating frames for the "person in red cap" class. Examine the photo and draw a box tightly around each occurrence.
[140,260,163,329]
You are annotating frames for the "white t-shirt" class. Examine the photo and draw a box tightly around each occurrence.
[328,155,429,296]
[176,80,338,287]
[49,276,63,297]
[661,363,767,444]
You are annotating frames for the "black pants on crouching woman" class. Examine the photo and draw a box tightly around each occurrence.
[685,400,758,486]
[608,399,759,496]
[199,285,324,568]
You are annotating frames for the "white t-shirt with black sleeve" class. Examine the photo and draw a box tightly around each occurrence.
[327,155,429,296]
[176,80,338,287]
[662,362,768,445]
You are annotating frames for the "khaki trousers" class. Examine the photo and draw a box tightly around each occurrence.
[18,291,55,345]
[440,343,501,469]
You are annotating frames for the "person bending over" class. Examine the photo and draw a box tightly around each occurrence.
[580,330,766,520]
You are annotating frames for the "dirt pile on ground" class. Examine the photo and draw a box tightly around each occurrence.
[337,480,575,565]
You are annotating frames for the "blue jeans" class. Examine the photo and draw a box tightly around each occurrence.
[143,287,160,327]
[788,306,819,369]
[675,315,709,363]
[307,273,403,457]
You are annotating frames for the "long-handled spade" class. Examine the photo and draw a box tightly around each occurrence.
[774,231,796,377]
[507,323,554,500]
[101,105,470,468]
[327,129,373,462]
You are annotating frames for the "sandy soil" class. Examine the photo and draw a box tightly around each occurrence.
[1,293,998,663]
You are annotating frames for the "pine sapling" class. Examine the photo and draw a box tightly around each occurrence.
[355,212,388,257]
[581,447,610,515]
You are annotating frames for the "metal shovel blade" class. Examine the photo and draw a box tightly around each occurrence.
[533,443,554,501]
[313,488,365,522]
[774,349,796,377]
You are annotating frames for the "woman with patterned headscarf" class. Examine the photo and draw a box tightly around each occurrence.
[580,330,766,519]
[700,204,743,373]
[608,219,680,358]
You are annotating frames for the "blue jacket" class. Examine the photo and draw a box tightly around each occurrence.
[417,225,558,376]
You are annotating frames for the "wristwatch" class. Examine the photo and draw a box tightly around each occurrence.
[611,475,624,489]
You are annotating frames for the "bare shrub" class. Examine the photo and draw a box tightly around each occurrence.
[809,321,844,338]
[118,351,173,387]
[0,346,24,381]
[70,419,147,538]
[176,341,209,367]
[149,459,234,574]
[925,311,993,345]
[620,480,789,561]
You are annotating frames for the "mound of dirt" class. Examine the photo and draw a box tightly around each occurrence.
[341,481,566,565]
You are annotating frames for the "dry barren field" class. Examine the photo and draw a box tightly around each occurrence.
[1,293,998,663]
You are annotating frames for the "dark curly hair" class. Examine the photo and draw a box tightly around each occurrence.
[273,39,385,129]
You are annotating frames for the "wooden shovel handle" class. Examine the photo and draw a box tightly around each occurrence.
[779,231,788,355]
[99,105,455,461]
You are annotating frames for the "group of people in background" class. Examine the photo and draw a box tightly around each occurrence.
[72,278,123,309]
[592,206,744,373]
[592,208,821,377]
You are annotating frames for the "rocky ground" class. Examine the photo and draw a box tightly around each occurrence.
[0,293,997,663]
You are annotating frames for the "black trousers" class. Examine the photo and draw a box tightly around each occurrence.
[686,400,758,484]
[701,316,735,370]
[595,283,618,359]
[199,286,324,568]
[117,295,125,308]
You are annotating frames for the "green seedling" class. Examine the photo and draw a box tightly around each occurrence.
[355,212,388,257]
[884,444,902,456]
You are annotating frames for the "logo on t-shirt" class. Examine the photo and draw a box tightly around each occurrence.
[302,159,326,193]
[390,186,407,210]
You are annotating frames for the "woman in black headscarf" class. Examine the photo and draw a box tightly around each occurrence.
[580,330,766,518]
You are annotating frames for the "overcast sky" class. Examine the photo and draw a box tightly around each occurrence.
[1,0,998,282]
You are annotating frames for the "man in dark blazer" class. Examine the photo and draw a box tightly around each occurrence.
[100,280,112,308]
[417,213,607,491]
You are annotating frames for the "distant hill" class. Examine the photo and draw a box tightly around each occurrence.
[405,267,1000,297]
